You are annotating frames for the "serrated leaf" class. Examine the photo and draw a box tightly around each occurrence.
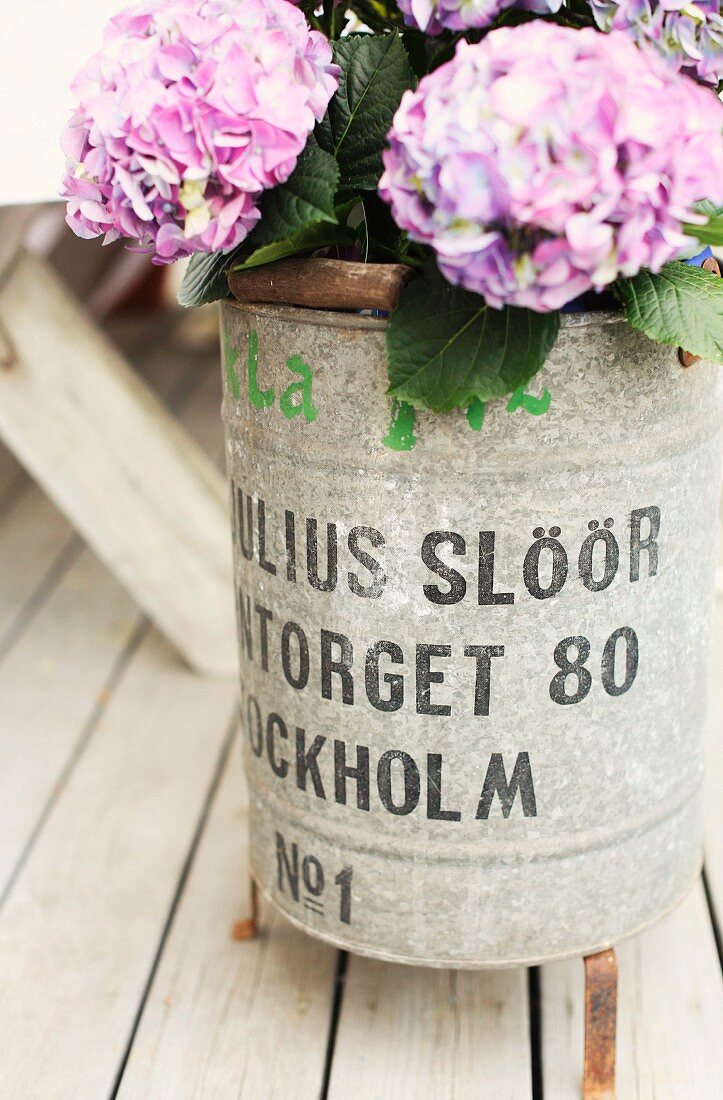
[317,32,415,191]
[386,265,559,412]
[178,142,340,307]
[251,142,339,245]
[177,249,235,308]
[615,262,723,363]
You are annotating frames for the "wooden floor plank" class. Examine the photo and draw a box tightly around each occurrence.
[0,488,74,649]
[328,958,532,1100]
[117,739,338,1100]
[0,326,224,900]
[0,318,238,1098]
[541,883,723,1098]
[0,628,236,1100]
[0,551,139,895]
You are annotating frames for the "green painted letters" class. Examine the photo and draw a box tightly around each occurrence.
[507,385,551,416]
[248,330,275,409]
[466,398,486,431]
[280,355,318,422]
[383,400,417,451]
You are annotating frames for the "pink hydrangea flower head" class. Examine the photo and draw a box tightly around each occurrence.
[591,0,723,85]
[61,0,339,263]
[379,24,723,312]
[396,0,563,35]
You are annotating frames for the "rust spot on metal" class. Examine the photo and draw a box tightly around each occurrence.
[232,877,259,941]
[678,347,700,368]
[583,948,618,1100]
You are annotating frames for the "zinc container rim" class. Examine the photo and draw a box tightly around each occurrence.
[224,298,626,334]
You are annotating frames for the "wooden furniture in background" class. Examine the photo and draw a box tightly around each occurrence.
[0,207,235,677]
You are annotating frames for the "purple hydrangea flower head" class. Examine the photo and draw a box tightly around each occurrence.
[61,0,339,263]
[379,24,723,312]
[396,0,563,35]
[591,0,723,85]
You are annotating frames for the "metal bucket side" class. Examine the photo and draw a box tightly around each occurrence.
[220,300,722,967]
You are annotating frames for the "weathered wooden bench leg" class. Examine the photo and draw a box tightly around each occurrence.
[583,948,618,1100]
[0,246,236,678]
[232,877,259,941]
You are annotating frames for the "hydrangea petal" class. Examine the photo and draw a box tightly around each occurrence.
[60,0,339,264]
[379,24,723,312]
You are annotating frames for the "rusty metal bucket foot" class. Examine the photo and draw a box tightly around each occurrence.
[232,877,259,942]
[583,947,618,1100]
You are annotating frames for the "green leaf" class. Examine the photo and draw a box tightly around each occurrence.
[615,262,723,363]
[694,200,723,220]
[386,265,560,413]
[317,32,415,191]
[177,249,235,308]
[177,142,340,307]
[681,214,723,248]
[230,220,356,272]
[251,142,339,246]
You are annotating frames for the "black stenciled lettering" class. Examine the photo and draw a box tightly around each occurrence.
[523,526,568,600]
[427,754,461,822]
[281,621,310,690]
[578,519,619,592]
[377,750,421,816]
[601,626,639,696]
[295,728,327,798]
[549,636,592,705]
[348,526,386,599]
[255,603,273,671]
[335,867,353,925]
[234,486,254,561]
[476,752,537,819]
[236,587,253,659]
[416,644,452,716]
[257,499,277,576]
[630,505,660,581]
[463,645,505,716]
[307,517,338,592]
[365,640,404,712]
[284,509,297,583]
[246,695,263,757]
[275,832,299,900]
[266,712,289,778]
[302,855,324,897]
[421,531,467,605]
[334,740,370,810]
[321,629,354,705]
[478,532,514,605]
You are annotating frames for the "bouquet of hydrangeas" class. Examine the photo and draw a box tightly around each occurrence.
[62,0,723,412]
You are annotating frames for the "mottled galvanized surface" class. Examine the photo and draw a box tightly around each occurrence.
[220,300,722,968]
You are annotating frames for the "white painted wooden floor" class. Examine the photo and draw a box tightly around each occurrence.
[0,310,721,1100]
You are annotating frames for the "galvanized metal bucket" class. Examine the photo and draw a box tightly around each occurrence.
[219,299,722,968]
